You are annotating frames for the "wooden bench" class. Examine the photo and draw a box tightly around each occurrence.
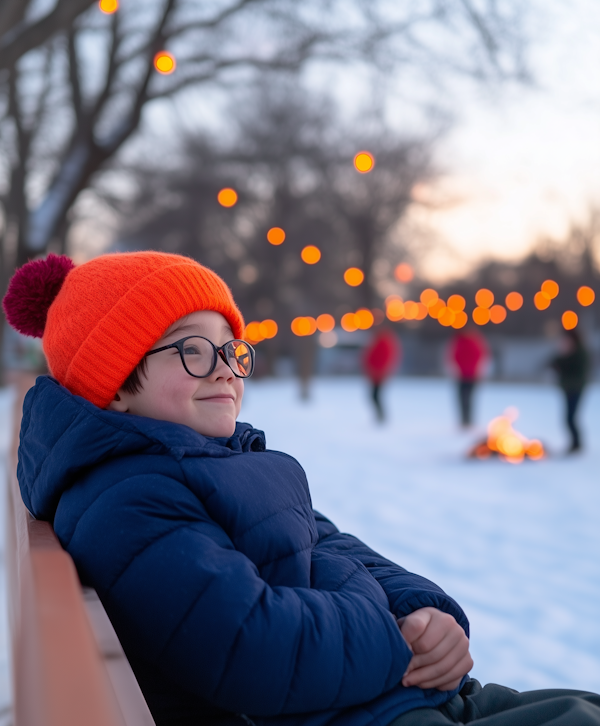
[5,466,156,726]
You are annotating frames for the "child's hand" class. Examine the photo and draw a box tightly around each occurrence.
[398,607,473,691]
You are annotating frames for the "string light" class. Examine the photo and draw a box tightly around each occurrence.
[475,289,494,308]
[316,314,335,332]
[562,311,578,330]
[534,291,550,310]
[344,267,364,286]
[217,188,237,207]
[541,280,559,299]
[353,152,374,173]
[154,51,176,74]
[489,305,507,324]
[301,245,321,264]
[473,307,490,325]
[577,286,595,306]
[394,263,413,283]
[99,0,118,13]
[267,227,286,245]
[505,292,523,311]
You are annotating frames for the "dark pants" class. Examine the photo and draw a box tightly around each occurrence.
[371,382,384,422]
[390,679,600,725]
[564,388,584,451]
[458,380,475,426]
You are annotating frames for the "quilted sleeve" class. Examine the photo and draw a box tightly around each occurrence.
[62,475,413,717]
[313,511,469,636]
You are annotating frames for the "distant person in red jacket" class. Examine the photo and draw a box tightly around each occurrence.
[449,326,489,427]
[362,325,401,422]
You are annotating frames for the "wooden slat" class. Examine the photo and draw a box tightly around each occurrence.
[6,468,154,726]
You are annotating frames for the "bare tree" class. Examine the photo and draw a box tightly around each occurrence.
[0,0,96,71]
[109,78,437,352]
[0,0,528,377]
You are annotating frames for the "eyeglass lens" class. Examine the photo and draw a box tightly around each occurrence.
[181,338,253,378]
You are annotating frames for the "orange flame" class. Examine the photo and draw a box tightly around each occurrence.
[479,408,545,463]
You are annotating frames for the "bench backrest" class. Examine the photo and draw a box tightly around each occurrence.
[5,468,155,726]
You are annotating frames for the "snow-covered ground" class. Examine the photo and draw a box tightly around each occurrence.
[240,376,600,694]
[0,376,599,707]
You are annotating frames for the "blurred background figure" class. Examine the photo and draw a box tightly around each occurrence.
[295,335,317,401]
[449,325,489,428]
[550,329,589,454]
[362,325,401,422]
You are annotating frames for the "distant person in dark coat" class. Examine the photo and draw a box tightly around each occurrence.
[551,329,589,453]
[449,327,489,427]
[362,325,401,422]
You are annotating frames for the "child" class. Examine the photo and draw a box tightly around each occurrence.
[4,252,600,726]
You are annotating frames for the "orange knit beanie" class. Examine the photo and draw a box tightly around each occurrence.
[2,251,245,408]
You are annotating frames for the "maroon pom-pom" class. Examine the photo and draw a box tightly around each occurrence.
[2,254,75,338]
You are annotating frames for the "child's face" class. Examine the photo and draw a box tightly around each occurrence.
[110,310,244,437]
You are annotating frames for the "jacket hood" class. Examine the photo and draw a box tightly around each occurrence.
[17,375,265,521]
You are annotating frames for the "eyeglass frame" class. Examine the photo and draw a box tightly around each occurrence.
[144,335,255,379]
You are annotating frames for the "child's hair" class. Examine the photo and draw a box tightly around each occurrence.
[121,357,149,396]
[2,252,244,408]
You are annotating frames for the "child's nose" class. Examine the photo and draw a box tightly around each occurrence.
[214,350,234,378]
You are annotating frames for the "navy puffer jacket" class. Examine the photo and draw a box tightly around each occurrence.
[18,376,469,726]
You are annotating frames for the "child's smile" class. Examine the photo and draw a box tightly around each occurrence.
[109,310,244,437]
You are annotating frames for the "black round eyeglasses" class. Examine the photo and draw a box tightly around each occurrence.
[145,336,255,379]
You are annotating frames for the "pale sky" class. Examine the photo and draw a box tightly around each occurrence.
[412,0,600,281]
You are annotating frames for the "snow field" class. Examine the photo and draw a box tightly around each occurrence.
[241,376,600,693]
[0,377,598,710]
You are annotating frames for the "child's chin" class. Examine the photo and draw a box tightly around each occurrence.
[196,419,237,439]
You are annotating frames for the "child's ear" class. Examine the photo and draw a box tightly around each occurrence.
[107,391,129,412]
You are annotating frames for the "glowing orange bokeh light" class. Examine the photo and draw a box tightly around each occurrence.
[404,301,418,320]
[541,279,559,299]
[217,188,238,207]
[562,310,578,330]
[341,313,358,332]
[534,291,551,310]
[353,151,374,173]
[386,297,405,321]
[267,227,285,245]
[355,308,375,329]
[526,440,544,460]
[291,317,317,336]
[438,307,456,327]
[394,263,414,283]
[244,321,263,343]
[154,51,176,74]
[301,245,321,264]
[489,304,507,324]
[483,409,545,463]
[505,292,523,311]
[428,299,446,319]
[577,286,595,306]
[316,313,335,332]
[415,302,428,320]
[452,310,468,329]
[258,319,278,339]
[344,267,364,286]
[447,294,466,312]
[473,307,490,325]
[99,0,118,13]
[475,289,494,309]
[420,288,438,307]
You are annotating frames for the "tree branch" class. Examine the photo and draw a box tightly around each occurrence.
[0,0,97,71]
[89,11,122,124]
[67,29,84,127]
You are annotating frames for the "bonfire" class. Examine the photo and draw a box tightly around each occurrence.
[469,407,545,463]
